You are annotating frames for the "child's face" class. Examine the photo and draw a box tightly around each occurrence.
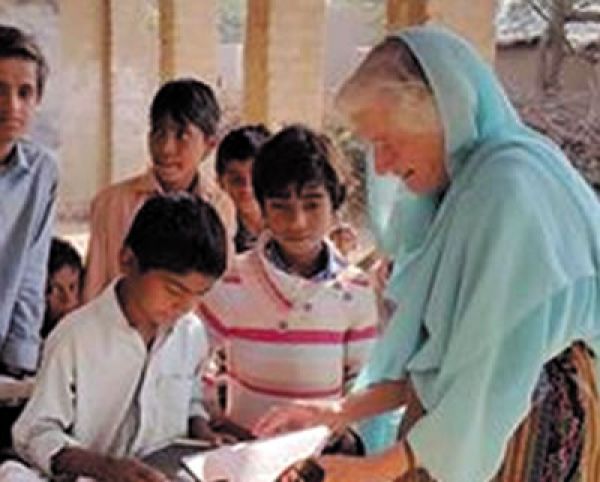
[218,159,260,215]
[263,182,334,267]
[126,268,215,330]
[0,57,39,156]
[149,116,216,192]
[46,265,82,323]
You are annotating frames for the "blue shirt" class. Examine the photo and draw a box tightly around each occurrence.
[0,140,57,371]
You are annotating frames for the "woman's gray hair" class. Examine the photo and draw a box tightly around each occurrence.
[335,36,439,132]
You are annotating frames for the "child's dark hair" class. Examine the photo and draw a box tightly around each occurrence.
[0,24,48,97]
[150,78,220,137]
[216,124,271,176]
[48,238,83,281]
[252,124,346,210]
[124,193,227,278]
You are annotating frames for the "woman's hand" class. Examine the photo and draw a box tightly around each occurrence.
[253,400,343,438]
[276,455,392,482]
[276,440,415,482]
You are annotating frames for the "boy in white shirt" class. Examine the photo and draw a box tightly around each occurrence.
[12,194,227,481]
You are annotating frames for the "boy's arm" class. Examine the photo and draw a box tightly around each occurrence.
[51,447,167,482]
[2,159,57,373]
[12,327,82,475]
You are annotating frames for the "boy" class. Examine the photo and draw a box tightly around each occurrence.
[0,25,57,377]
[41,237,84,339]
[13,194,227,480]
[216,124,270,253]
[83,78,235,301]
[199,125,379,434]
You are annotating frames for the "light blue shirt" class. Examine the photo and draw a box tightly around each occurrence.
[0,139,57,371]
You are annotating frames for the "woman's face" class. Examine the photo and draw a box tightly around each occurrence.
[352,96,448,194]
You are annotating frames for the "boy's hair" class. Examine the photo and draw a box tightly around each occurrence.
[0,25,48,97]
[48,238,83,279]
[124,193,227,278]
[150,78,220,137]
[215,124,271,176]
[252,124,346,210]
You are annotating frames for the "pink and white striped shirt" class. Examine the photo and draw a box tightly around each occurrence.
[199,235,380,430]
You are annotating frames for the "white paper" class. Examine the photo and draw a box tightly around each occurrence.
[182,425,330,482]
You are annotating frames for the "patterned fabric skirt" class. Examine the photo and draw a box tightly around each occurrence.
[399,343,600,482]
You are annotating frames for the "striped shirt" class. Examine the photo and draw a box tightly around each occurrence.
[199,234,380,429]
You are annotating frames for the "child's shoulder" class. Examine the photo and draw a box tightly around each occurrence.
[91,171,149,205]
[17,138,57,174]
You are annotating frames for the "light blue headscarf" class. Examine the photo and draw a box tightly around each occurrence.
[355,25,600,482]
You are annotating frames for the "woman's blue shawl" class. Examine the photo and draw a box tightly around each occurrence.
[355,25,600,482]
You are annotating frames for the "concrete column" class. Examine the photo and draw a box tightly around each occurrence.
[244,0,327,129]
[107,0,160,183]
[59,0,109,217]
[428,0,497,62]
[159,0,218,84]
[244,0,270,125]
[386,0,428,30]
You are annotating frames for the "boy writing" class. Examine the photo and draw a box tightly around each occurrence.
[0,25,57,377]
[216,124,270,253]
[13,194,227,480]
[83,78,235,301]
[199,125,379,439]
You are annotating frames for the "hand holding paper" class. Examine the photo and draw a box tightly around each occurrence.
[182,425,331,482]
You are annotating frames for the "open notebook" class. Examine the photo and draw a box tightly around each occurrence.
[181,425,331,482]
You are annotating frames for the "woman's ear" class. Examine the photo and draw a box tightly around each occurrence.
[118,246,138,276]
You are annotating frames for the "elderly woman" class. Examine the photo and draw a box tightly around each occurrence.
[255,25,600,482]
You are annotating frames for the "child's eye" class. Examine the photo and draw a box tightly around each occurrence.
[230,176,245,187]
[304,201,321,210]
[269,201,288,210]
[18,85,35,101]
[150,127,166,140]
[177,128,191,140]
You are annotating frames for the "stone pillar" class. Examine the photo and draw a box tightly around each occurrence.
[428,0,496,62]
[386,0,428,30]
[159,0,218,84]
[244,0,270,125]
[244,0,327,129]
[107,0,160,182]
[59,0,109,215]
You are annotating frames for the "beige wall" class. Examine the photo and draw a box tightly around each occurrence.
[59,0,108,219]
[59,0,218,221]
[428,0,497,62]
[2,0,498,225]
[244,0,327,130]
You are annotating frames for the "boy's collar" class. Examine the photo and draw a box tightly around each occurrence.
[0,142,31,172]
[262,234,346,281]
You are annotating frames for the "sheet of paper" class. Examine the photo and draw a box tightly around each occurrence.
[182,425,330,482]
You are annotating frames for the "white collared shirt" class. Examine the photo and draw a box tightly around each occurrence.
[13,281,209,475]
